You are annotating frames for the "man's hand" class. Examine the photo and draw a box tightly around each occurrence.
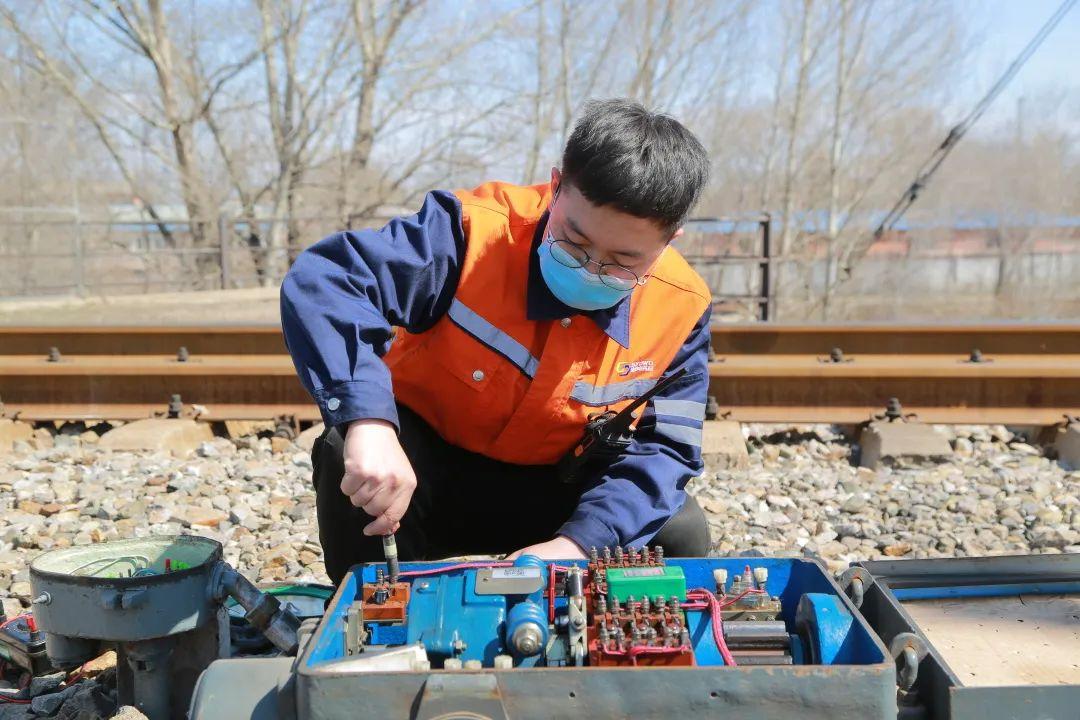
[506,536,587,561]
[341,419,417,536]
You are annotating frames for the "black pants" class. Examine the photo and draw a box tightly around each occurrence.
[311,403,710,584]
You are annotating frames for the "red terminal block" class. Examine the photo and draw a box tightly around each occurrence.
[360,582,411,622]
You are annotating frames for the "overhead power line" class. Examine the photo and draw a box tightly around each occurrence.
[871,0,1078,241]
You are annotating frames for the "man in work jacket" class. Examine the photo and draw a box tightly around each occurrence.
[281,99,714,584]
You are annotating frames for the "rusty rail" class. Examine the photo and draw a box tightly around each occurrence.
[2,322,1078,356]
[0,324,1078,424]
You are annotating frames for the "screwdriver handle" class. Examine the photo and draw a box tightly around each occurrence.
[382,533,400,583]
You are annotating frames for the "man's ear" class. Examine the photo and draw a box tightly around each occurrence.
[669,227,685,242]
[550,167,562,197]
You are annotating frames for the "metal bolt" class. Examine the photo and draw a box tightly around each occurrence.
[471,369,485,382]
[968,348,990,363]
[176,346,190,362]
[829,347,844,363]
[167,393,182,418]
[47,347,61,362]
[603,546,612,563]
[884,397,903,421]
[274,415,297,439]
[614,546,624,563]
[655,546,664,564]
[641,595,650,613]
[511,624,543,656]
[705,395,721,420]
[589,546,598,563]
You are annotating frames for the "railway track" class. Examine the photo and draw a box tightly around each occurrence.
[1,323,1078,425]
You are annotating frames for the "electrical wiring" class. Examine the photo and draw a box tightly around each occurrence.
[395,561,511,578]
[600,644,692,666]
[686,588,739,667]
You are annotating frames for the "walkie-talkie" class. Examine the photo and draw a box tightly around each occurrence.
[557,368,688,483]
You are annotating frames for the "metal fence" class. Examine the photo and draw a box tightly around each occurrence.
[0,213,365,297]
[2,210,1077,322]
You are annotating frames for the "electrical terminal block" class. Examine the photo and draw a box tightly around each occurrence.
[585,555,695,667]
[722,565,783,621]
[361,581,411,622]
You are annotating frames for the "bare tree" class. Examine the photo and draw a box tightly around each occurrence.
[202,0,351,285]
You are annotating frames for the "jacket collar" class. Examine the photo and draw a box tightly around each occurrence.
[525,212,632,349]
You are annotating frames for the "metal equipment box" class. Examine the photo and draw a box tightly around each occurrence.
[189,553,1080,720]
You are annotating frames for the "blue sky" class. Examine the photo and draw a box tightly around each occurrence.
[960,0,1079,135]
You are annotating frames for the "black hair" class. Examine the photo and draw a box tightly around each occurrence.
[560,98,710,232]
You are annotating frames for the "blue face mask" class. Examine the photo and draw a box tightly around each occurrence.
[537,235,634,311]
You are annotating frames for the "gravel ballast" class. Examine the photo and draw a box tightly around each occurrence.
[0,420,1077,718]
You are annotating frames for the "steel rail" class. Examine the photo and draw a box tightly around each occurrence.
[0,324,1077,424]
[1,322,1078,356]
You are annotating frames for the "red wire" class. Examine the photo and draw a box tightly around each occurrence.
[717,588,765,609]
[395,561,586,580]
[547,564,557,623]
[395,561,512,578]
[600,644,691,667]
[686,588,737,667]
[0,614,29,631]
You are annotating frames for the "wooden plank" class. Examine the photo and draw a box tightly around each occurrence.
[904,594,1080,687]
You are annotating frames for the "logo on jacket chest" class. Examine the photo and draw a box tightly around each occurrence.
[617,359,655,377]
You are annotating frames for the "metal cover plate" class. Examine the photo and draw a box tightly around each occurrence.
[475,567,544,595]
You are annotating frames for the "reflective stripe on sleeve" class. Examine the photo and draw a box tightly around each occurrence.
[655,421,703,447]
[652,398,706,422]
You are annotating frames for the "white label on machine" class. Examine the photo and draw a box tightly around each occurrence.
[491,567,542,579]
[622,567,664,577]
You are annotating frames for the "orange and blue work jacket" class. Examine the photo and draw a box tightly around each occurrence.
[281,182,713,550]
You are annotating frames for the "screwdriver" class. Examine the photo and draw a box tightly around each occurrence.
[382,533,400,583]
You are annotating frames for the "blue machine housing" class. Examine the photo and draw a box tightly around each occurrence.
[503,555,549,662]
[403,567,507,665]
[303,556,885,671]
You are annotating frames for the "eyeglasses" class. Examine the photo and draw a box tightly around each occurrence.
[547,237,646,291]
